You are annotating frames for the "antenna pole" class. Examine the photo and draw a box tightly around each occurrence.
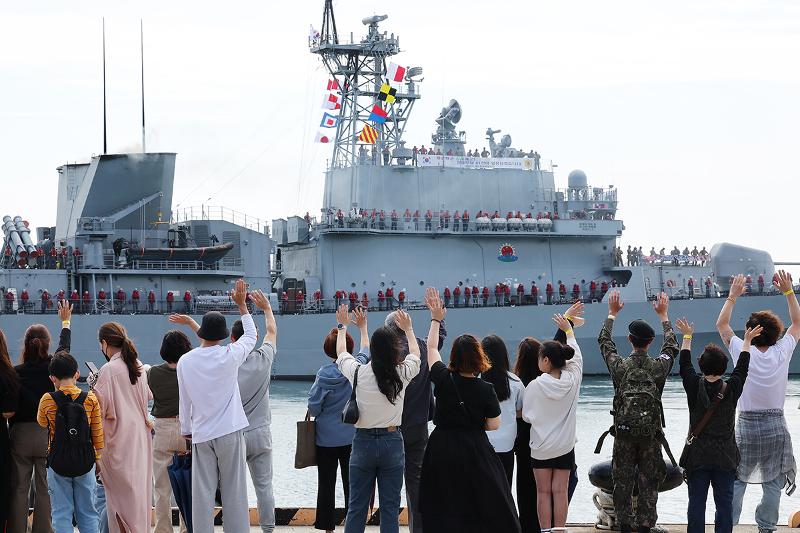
[102,18,108,155]
[140,19,146,153]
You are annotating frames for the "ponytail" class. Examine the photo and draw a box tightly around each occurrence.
[21,324,51,364]
[540,340,575,369]
[99,322,142,385]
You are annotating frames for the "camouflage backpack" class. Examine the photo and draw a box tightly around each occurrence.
[612,358,664,440]
[594,356,677,466]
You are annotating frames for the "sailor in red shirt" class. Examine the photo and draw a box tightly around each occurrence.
[572,283,580,302]
[377,289,385,311]
[481,286,489,306]
[687,277,694,299]
[166,290,174,313]
[517,283,525,305]
[349,291,358,310]
[424,209,433,231]
[4,290,13,313]
[745,274,753,294]
[462,210,469,231]
[20,289,29,313]
[281,291,288,314]
[558,282,567,303]
[503,283,510,305]
[600,280,609,297]
[531,282,539,305]
[115,287,126,314]
[97,289,107,312]
[412,210,420,230]
[334,289,342,308]
[453,285,461,307]
[397,289,406,308]
[442,209,450,229]
[131,288,140,313]
[296,290,305,314]
[57,289,65,303]
[757,274,765,294]
[464,286,471,307]
[472,285,478,306]
[82,290,91,314]
[69,289,79,311]
[336,209,344,228]
[40,289,50,314]
[453,211,461,232]
[361,292,369,309]
[314,289,322,304]
[148,289,156,313]
[183,290,192,313]
[49,246,57,268]
[443,287,451,308]
[494,284,502,307]
[545,282,554,305]
[705,277,713,298]
[386,287,395,309]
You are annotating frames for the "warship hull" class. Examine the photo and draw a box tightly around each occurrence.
[0,293,796,378]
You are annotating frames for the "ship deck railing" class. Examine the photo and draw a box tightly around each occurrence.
[5,288,794,317]
[69,254,244,273]
[172,205,268,234]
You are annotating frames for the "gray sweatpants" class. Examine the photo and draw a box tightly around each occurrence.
[192,430,249,533]
[244,427,275,533]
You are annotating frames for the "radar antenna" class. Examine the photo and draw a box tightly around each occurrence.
[311,3,421,168]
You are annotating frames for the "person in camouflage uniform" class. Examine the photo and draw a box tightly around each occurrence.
[597,290,679,533]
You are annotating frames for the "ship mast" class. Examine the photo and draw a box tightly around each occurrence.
[311,1,420,169]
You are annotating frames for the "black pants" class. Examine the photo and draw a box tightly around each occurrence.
[402,422,429,533]
[315,444,351,531]
[497,450,514,488]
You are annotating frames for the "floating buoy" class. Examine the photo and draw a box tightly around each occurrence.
[789,509,800,528]
[588,460,684,493]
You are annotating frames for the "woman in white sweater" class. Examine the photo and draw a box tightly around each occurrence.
[521,314,583,532]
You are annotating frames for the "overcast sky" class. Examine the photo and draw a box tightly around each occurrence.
[2,1,799,267]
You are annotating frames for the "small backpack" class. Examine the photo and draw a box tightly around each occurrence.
[47,390,95,478]
[612,358,664,440]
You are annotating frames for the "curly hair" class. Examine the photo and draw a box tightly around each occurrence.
[746,311,784,347]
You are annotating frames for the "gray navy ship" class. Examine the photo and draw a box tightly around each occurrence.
[2,5,798,377]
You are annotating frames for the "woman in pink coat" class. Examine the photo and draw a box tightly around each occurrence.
[93,322,153,533]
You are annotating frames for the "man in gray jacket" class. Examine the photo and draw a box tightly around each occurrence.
[232,291,277,533]
[385,311,446,533]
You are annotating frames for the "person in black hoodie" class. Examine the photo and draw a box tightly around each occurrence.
[9,300,72,533]
[676,317,756,533]
[1,329,21,533]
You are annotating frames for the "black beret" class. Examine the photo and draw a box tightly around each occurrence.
[628,319,655,341]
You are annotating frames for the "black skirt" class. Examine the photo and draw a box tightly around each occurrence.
[420,427,521,533]
[531,449,575,470]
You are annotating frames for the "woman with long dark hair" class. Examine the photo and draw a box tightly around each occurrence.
[1,329,21,533]
[522,314,584,531]
[308,308,370,533]
[93,322,153,533]
[481,334,524,486]
[9,300,72,533]
[333,304,420,533]
[420,288,521,532]
[513,301,584,533]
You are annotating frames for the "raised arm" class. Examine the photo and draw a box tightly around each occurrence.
[653,292,678,360]
[554,313,582,375]
[351,307,369,352]
[393,310,420,359]
[675,318,697,385]
[717,274,745,347]
[250,290,277,347]
[598,290,624,373]
[729,325,760,398]
[564,300,585,329]
[776,270,800,341]
[335,304,352,357]
[230,279,257,361]
[424,287,445,369]
[168,314,201,335]
[55,300,72,354]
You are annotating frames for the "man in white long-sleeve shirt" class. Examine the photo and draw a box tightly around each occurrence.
[177,279,257,533]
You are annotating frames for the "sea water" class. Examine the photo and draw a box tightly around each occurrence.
[263,376,800,524]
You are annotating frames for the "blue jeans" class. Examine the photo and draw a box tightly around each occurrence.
[95,479,108,533]
[345,428,405,533]
[686,466,735,533]
[732,475,785,531]
[47,466,99,533]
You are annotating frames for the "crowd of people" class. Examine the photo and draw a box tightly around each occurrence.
[613,245,711,267]
[2,288,196,315]
[0,271,797,533]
